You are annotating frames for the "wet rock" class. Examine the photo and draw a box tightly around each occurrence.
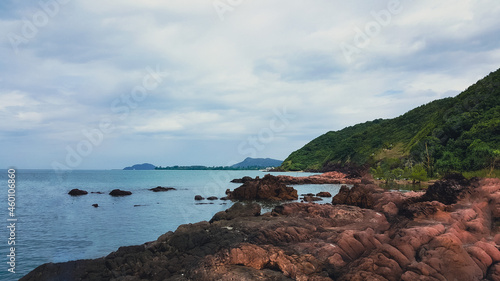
[331,184,382,209]
[109,189,132,196]
[229,174,298,201]
[231,176,254,183]
[303,196,322,202]
[210,202,261,223]
[149,186,176,192]
[195,195,205,200]
[92,204,99,208]
[207,196,218,200]
[316,192,332,197]
[68,189,88,196]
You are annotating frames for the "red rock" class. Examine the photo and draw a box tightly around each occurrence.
[229,174,298,201]
[316,192,332,197]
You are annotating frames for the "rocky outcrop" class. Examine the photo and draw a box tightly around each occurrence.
[149,186,176,192]
[109,189,132,196]
[21,177,500,281]
[210,202,261,223]
[194,195,204,200]
[229,174,298,201]
[68,189,88,196]
[316,191,332,197]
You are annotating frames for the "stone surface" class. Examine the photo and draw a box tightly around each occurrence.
[229,174,298,201]
[316,192,332,197]
[149,186,176,192]
[109,189,132,196]
[68,189,88,196]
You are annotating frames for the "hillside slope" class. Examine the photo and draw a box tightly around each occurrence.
[281,68,500,175]
[231,157,283,168]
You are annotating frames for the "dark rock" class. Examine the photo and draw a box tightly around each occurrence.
[229,174,298,201]
[207,196,218,200]
[109,189,132,196]
[195,195,205,200]
[316,191,332,197]
[92,204,99,208]
[230,176,254,183]
[210,202,261,223]
[149,186,176,192]
[68,189,88,196]
[303,196,322,202]
[419,173,477,205]
[220,197,230,200]
[91,191,104,194]
[331,184,381,209]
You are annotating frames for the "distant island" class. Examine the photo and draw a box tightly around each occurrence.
[123,163,156,170]
[154,157,283,170]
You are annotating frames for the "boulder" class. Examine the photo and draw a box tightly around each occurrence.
[149,186,176,192]
[303,196,322,202]
[229,174,298,201]
[195,195,204,200]
[210,202,261,223]
[68,189,88,196]
[316,192,332,197]
[207,196,218,200]
[109,189,132,196]
[92,204,99,208]
[230,176,254,183]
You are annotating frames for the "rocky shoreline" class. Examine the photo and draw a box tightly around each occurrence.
[21,175,500,280]
[231,171,361,185]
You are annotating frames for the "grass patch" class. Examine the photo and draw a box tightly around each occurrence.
[462,169,500,179]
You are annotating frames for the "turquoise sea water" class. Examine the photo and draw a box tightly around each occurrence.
[0,169,342,279]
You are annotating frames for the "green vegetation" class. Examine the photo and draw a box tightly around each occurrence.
[281,68,500,178]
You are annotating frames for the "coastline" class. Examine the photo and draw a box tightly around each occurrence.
[20,174,500,280]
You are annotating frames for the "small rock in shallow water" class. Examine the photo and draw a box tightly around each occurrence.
[92,204,99,208]
[149,186,176,192]
[68,189,88,196]
[109,189,132,196]
[195,195,204,200]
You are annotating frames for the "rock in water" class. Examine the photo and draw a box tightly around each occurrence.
[149,186,176,192]
[68,189,88,196]
[316,191,332,197]
[109,189,132,196]
[229,174,298,201]
[194,195,205,200]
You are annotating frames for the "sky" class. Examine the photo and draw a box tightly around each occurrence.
[1,0,499,170]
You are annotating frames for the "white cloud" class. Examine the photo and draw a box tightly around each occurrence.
[1,0,499,168]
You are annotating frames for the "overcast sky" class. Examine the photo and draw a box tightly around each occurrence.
[1,0,499,170]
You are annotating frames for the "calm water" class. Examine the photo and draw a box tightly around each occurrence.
[0,169,342,279]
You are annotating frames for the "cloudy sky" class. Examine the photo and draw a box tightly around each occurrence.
[1,0,499,170]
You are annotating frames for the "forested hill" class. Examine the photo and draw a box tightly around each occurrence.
[280,68,500,177]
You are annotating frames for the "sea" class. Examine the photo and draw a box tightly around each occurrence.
[0,169,343,279]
